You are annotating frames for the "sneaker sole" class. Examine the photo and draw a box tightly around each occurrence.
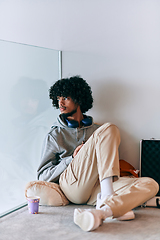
[74,209,95,232]
[117,211,135,221]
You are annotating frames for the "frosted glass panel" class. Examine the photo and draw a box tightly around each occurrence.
[0,40,60,216]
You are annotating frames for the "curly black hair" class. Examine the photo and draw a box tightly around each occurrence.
[49,76,93,113]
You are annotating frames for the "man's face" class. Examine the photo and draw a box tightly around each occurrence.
[57,96,78,117]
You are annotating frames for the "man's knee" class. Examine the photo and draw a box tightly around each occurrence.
[94,123,120,142]
[137,177,159,196]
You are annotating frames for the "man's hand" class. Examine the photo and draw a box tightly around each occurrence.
[73,143,84,158]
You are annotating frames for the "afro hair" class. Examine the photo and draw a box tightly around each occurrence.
[49,76,93,113]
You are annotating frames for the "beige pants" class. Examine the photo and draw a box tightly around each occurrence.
[59,123,159,217]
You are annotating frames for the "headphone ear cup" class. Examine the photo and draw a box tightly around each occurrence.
[82,117,92,126]
[65,119,79,128]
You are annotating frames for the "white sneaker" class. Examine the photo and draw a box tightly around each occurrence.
[96,192,135,221]
[96,192,110,209]
[74,208,105,232]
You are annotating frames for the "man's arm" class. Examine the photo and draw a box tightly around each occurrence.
[37,133,73,182]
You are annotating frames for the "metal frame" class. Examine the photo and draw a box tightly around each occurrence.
[0,202,27,218]
[58,50,62,79]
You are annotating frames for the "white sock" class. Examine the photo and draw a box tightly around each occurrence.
[100,177,114,199]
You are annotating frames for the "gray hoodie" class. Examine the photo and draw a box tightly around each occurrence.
[37,115,100,182]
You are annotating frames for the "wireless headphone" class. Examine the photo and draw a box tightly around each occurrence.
[65,116,92,128]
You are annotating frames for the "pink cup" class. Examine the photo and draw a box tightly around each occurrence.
[27,196,40,214]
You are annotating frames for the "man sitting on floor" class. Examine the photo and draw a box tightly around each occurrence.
[37,76,159,231]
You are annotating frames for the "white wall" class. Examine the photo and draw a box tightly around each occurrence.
[1,0,160,169]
